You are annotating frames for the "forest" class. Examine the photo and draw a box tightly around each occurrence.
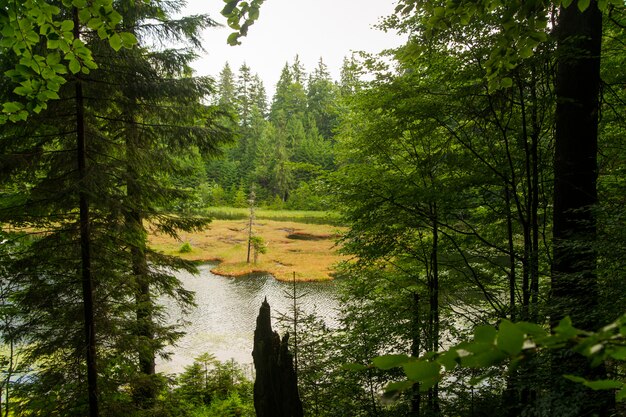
[1,0,626,416]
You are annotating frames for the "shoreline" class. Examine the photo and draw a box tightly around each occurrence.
[148,219,345,282]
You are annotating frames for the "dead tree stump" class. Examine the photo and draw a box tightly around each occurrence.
[252,298,303,417]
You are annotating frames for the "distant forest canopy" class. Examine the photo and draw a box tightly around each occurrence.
[197,55,361,210]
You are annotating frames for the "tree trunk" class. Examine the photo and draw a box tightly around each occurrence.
[73,8,98,417]
[551,2,612,415]
[410,291,420,417]
[125,112,156,407]
[252,298,303,417]
[429,208,440,415]
[505,184,517,322]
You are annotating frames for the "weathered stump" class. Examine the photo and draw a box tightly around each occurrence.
[252,298,303,417]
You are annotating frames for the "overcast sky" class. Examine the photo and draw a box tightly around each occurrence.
[182,0,404,96]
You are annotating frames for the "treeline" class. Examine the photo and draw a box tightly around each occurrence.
[199,56,360,210]
[277,3,626,417]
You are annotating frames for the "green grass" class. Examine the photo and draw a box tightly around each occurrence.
[204,207,344,226]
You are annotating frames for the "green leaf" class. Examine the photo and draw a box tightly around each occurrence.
[460,349,508,368]
[554,316,579,338]
[373,354,410,370]
[46,52,61,66]
[14,86,34,96]
[68,59,81,74]
[384,379,414,395]
[562,0,574,7]
[3,102,23,113]
[577,0,591,11]
[497,319,524,356]
[565,375,623,390]
[403,361,440,384]
[9,110,28,122]
[108,33,122,51]
[120,32,137,48]
[97,26,109,40]
[227,32,241,46]
[87,17,103,30]
[500,77,513,88]
[609,347,626,360]
[519,46,533,59]
[61,20,74,32]
[78,8,92,23]
[342,363,368,372]
[222,0,239,16]
[437,349,459,371]
[515,322,547,338]
[617,387,626,402]
[586,380,623,390]
[37,90,60,101]
[474,325,497,344]
[108,10,123,26]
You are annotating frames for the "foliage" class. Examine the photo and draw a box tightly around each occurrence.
[209,56,343,212]
[367,313,626,402]
[393,0,622,90]
[179,242,193,253]
[0,1,230,415]
[0,0,137,123]
[173,354,254,416]
[222,0,265,45]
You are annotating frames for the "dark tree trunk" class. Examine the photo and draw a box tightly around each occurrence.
[428,207,440,415]
[505,184,517,322]
[410,291,420,417]
[129,208,156,407]
[551,2,612,415]
[125,116,156,407]
[73,8,98,417]
[252,298,303,417]
[552,0,601,334]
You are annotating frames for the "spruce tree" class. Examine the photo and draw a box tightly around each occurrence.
[0,1,231,415]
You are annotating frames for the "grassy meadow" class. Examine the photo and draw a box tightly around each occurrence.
[148,210,346,281]
[204,206,344,225]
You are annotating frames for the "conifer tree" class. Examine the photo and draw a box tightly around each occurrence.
[0,1,230,415]
[307,58,339,139]
[217,62,237,109]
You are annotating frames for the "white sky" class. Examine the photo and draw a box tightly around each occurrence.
[182,0,404,96]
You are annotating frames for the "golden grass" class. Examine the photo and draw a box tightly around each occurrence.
[148,219,347,282]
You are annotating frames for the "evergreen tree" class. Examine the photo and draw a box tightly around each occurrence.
[0,1,231,415]
[250,74,268,116]
[307,58,339,139]
[339,55,362,97]
[236,63,255,128]
[217,62,237,110]
[271,61,307,122]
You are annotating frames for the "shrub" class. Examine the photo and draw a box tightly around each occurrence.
[179,242,192,253]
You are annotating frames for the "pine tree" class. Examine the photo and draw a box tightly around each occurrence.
[307,58,339,139]
[0,1,231,415]
[217,62,237,109]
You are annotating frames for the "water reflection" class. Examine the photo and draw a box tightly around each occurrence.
[157,264,339,374]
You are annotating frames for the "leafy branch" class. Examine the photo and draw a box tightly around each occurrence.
[358,313,626,400]
[0,0,137,123]
[394,0,623,90]
[221,0,265,45]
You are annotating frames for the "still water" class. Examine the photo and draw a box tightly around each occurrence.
[157,264,340,374]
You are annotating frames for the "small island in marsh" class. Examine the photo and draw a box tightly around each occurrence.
[148,212,346,282]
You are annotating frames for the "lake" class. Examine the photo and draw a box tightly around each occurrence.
[157,263,340,374]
